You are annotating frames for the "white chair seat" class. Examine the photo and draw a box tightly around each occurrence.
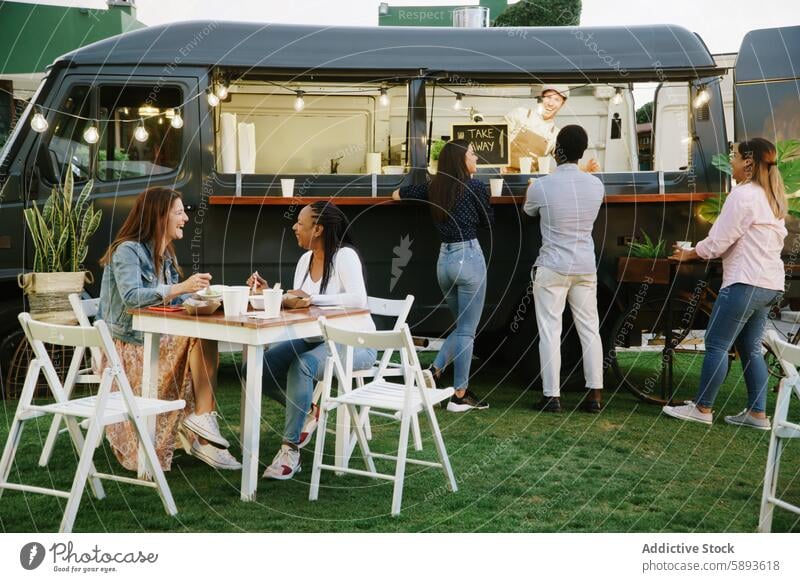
[31,392,185,425]
[328,381,453,412]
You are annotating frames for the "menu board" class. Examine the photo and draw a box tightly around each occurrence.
[451,123,509,166]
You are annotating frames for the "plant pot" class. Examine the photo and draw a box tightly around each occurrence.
[616,257,670,285]
[18,271,92,325]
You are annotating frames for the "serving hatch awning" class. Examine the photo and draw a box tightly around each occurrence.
[58,22,725,83]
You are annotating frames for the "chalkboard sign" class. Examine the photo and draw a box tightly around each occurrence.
[451,123,509,166]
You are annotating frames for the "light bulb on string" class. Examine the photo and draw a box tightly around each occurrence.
[170,109,184,129]
[207,89,220,107]
[215,82,228,100]
[134,120,149,142]
[31,108,48,133]
[379,87,390,107]
[612,87,624,106]
[294,91,305,112]
[693,85,710,108]
[83,124,99,144]
[453,93,463,111]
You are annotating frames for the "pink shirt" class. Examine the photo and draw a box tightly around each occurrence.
[695,182,787,291]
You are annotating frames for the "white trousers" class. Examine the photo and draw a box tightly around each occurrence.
[532,266,604,397]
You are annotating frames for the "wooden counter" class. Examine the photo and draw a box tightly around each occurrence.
[209,193,720,206]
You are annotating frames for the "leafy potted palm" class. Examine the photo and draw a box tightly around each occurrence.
[19,171,102,324]
[617,230,670,285]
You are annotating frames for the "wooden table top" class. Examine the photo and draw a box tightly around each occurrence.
[130,305,371,330]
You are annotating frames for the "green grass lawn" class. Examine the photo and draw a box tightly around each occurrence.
[1,354,799,533]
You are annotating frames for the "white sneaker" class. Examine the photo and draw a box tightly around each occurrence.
[662,401,713,426]
[297,404,319,449]
[724,409,771,431]
[189,441,242,470]
[183,411,230,449]
[263,444,301,480]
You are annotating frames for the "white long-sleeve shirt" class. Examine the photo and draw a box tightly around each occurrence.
[294,246,376,332]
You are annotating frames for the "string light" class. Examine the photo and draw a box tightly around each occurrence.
[134,120,149,142]
[207,88,220,107]
[214,82,229,100]
[612,87,624,105]
[170,108,184,129]
[294,91,305,112]
[30,107,48,133]
[453,92,463,111]
[693,85,710,108]
[82,125,99,144]
[379,87,390,107]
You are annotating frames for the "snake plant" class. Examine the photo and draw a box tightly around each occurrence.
[23,171,102,272]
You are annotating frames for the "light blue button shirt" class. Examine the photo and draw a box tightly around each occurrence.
[523,163,605,275]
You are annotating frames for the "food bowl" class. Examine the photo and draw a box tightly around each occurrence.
[249,295,264,310]
[195,284,225,301]
[183,298,221,316]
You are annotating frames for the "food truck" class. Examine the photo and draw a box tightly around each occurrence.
[0,22,797,386]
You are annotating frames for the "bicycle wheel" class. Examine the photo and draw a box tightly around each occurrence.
[609,296,731,405]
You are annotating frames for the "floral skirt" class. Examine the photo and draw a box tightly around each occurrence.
[98,335,196,472]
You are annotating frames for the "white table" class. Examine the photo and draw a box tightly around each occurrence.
[131,305,372,501]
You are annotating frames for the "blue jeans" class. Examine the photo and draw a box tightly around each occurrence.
[434,239,487,391]
[261,339,377,444]
[695,283,780,413]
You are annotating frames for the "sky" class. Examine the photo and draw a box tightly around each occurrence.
[128,0,798,55]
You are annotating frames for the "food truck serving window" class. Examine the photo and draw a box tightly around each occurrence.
[216,82,409,175]
[96,85,183,182]
[428,83,644,174]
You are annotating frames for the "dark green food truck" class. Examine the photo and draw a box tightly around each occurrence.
[0,22,797,402]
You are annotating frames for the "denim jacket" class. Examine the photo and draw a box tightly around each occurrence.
[97,241,183,344]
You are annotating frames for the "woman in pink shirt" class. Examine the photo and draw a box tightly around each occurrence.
[663,138,788,430]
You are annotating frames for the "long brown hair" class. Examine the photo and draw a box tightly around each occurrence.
[738,138,787,219]
[429,139,471,222]
[99,187,184,277]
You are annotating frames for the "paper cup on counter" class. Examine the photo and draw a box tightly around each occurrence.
[281,179,295,198]
[519,156,533,175]
[366,152,381,174]
[262,289,283,318]
[538,156,552,174]
[222,286,250,318]
[489,178,504,197]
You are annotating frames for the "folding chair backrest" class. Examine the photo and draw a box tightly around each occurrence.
[19,313,103,351]
[367,295,414,328]
[68,293,103,370]
[764,330,800,378]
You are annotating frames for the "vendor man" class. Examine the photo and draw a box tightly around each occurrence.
[505,84,599,173]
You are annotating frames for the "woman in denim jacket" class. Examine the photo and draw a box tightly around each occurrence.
[98,188,240,471]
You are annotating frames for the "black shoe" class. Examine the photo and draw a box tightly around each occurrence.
[580,389,603,413]
[447,389,489,412]
[534,396,562,413]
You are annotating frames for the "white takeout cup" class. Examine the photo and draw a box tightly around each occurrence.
[222,286,250,318]
[519,156,533,175]
[262,288,283,318]
[489,178,503,197]
[281,178,295,198]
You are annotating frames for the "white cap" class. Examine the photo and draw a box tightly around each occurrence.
[541,84,569,100]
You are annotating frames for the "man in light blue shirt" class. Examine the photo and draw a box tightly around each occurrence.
[524,125,605,413]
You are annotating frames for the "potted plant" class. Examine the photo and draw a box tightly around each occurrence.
[428,139,447,175]
[19,171,102,324]
[617,230,670,284]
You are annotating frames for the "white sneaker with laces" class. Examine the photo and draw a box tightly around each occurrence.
[263,444,301,480]
[189,441,242,470]
[183,411,230,449]
[662,401,713,426]
[724,409,771,431]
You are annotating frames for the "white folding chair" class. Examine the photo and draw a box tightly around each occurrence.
[309,318,457,516]
[0,313,184,533]
[38,293,102,466]
[758,330,800,532]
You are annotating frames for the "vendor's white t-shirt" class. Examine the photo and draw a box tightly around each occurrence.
[294,246,376,332]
